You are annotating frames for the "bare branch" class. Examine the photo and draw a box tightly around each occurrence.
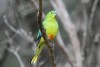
[9,47,25,67]
[5,31,25,67]
[81,0,99,64]
[82,6,88,50]
[3,15,18,34]
[88,0,99,33]
[3,15,33,42]
[30,0,45,18]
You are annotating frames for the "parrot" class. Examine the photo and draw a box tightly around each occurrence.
[31,10,59,64]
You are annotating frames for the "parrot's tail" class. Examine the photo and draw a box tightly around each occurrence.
[31,44,45,64]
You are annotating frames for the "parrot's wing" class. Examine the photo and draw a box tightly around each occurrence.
[35,30,42,45]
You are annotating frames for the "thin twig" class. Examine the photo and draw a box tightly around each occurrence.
[3,15,33,42]
[88,0,99,33]
[9,47,25,67]
[81,1,99,66]
[82,5,88,50]
[30,0,45,18]
[36,0,56,67]
[81,0,99,66]
[86,32,100,67]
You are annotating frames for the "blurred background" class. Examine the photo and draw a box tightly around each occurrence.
[0,0,100,67]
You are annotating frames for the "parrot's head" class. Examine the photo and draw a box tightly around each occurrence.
[46,11,57,19]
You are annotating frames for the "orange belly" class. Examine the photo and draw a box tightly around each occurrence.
[48,34,54,40]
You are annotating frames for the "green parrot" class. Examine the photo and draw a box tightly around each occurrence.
[31,10,59,64]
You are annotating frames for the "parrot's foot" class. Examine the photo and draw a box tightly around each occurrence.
[49,41,54,48]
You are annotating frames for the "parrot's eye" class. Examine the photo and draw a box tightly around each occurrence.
[51,12,53,14]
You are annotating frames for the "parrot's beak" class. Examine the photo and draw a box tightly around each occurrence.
[54,11,56,15]
[54,11,57,19]
[54,15,56,19]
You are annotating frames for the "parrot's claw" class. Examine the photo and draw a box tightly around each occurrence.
[49,41,54,48]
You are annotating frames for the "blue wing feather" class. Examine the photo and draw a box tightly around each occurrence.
[35,30,42,45]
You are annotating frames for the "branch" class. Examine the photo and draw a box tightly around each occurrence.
[30,0,45,18]
[81,5,88,50]
[3,15,33,42]
[33,0,56,67]
[50,0,83,67]
[81,0,99,65]
[88,0,99,33]
[5,31,25,67]
[9,47,25,67]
